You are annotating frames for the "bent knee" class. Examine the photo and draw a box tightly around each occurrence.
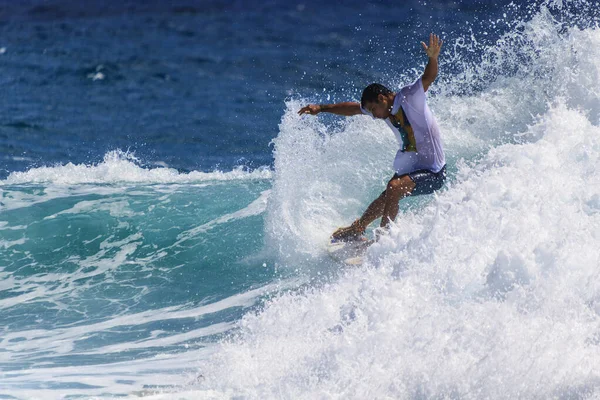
[387,175,415,194]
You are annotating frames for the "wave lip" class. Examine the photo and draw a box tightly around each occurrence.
[1,150,272,185]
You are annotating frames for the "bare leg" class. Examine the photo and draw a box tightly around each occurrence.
[356,190,386,228]
[331,191,385,241]
[380,174,415,228]
[331,174,415,240]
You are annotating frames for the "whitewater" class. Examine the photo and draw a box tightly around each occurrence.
[1,1,599,399]
[197,4,600,399]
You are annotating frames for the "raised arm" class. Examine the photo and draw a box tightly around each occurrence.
[420,33,443,92]
[298,102,362,117]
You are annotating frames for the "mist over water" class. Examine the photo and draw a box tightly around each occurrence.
[1,0,600,398]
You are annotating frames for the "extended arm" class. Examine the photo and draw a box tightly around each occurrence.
[298,102,362,117]
[420,33,443,92]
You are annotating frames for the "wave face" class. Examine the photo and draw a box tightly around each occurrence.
[0,152,285,397]
[1,1,600,399]
[191,2,600,399]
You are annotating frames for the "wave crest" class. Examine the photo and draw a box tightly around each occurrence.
[1,150,272,185]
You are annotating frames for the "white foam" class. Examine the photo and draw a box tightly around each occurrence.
[0,285,262,356]
[43,198,138,220]
[0,151,272,213]
[0,237,27,249]
[3,2,600,398]
[264,3,600,263]
[0,279,304,398]
[193,101,600,399]
[265,101,396,259]
[1,150,272,185]
[191,7,600,399]
[0,221,27,230]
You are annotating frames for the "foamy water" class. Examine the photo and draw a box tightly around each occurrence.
[1,1,600,399]
[0,151,281,398]
[188,4,600,399]
[1,150,273,186]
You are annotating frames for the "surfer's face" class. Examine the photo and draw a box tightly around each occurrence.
[365,94,393,119]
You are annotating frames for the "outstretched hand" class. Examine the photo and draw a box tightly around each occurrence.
[298,104,321,115]
[421,33,443,59]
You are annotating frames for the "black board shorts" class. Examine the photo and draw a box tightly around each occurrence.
[393,165,447,196]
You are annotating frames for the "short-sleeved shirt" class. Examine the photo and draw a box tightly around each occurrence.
[361,78,445,175]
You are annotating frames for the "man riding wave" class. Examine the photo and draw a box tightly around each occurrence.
[298,33,446,242]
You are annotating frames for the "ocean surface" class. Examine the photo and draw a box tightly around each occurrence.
[1,0,600,398]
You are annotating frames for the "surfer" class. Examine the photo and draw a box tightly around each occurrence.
[298,33,446,242]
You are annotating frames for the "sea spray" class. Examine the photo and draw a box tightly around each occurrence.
[195,2,600,398]
[198,100,600,400]
[1,1,599,398]
[2,150,272,186]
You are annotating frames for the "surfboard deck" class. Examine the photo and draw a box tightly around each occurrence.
[327,238,373,265]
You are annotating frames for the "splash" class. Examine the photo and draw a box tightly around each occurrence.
[1,150,272,185]
[194,2,600,398]
[200,98,600,400]
[264,0,600,261]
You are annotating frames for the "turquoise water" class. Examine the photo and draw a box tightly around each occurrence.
[2,1,600,398]
[0,166,277,374]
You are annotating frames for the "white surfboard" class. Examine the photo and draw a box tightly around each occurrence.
[327,239,372,265]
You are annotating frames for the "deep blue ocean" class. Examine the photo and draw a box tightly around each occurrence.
[2,1,600,398]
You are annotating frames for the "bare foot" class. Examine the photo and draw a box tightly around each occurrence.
[331,220,365,242]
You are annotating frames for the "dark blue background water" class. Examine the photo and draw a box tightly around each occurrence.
[3,1,600,397]
[0,0,515,179]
